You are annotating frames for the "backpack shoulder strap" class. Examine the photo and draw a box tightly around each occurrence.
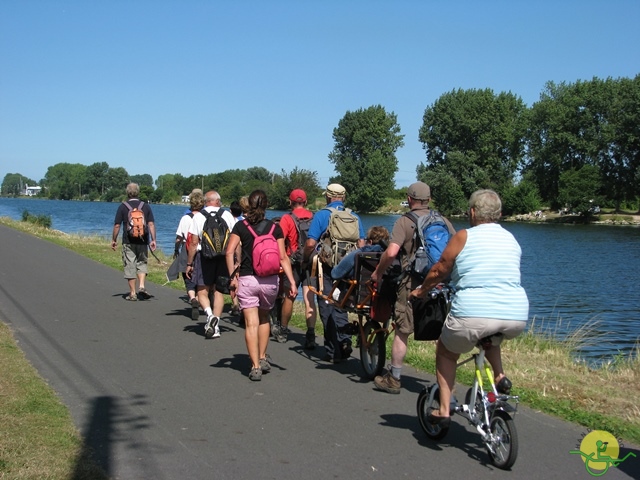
[138,201,145,210]
[123,201,132,211]
[243,219,258,239]
[201,209,211,219]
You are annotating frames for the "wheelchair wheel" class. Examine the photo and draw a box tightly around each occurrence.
[417,385,449,440]
[359,321,386,380]
[487,410,518,469]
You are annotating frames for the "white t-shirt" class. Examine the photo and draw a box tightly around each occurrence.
[188,206,236,239]
[176,212,194,241]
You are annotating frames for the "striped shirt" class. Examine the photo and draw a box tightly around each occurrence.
[451,223,529,321]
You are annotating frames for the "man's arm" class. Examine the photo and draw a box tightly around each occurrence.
[111,224,120,251]
[303,238,317,264]
[147,221,157,252]
[370,242,401,285]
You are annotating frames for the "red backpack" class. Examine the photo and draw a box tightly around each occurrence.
[244,220,281,277]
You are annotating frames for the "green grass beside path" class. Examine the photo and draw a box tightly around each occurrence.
[0,216,639,478]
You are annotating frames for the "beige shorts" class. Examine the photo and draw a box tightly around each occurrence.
[122,243,148,279]
[440,315,526,354]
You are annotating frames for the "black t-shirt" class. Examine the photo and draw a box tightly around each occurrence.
[114,199,155,244]
[232,219,284,276]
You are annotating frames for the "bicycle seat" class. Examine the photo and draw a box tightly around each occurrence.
[478,333,503,350]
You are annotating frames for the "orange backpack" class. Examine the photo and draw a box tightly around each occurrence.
[124,201,147,239]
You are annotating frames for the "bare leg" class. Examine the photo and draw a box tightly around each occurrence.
[484,344,505,383]
[197,286,211,312]
[280,295,294,329]
[435,339,460,417]
[212,289,225,318]
[258,309,271,359]
[137,272,146,290]
[303,285,317,329]
[127,278,136,297]
[391,330,409,368]
[244,306,260,369]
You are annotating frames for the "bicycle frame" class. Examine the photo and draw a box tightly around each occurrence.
[456,349,519,447]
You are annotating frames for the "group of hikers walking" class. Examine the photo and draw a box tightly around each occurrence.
[112,181,529,428]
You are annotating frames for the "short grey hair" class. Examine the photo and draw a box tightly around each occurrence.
[126,183,140,198]
[205,191,221,204]
[469,189,502,222]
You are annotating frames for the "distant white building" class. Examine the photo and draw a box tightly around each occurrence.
[181,195,190,203]
[24,184,42,196]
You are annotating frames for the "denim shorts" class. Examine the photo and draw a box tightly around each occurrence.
[237,275,279,310]
[440,315,526,354]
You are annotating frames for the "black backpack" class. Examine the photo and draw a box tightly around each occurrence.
[200,209,229,259]
[288,212,312,265]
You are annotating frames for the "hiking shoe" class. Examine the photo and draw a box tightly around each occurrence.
[204,315,216,339]
[322,353,342,364]
[271,321,281,338]
[304,332,317,350]
[249,367,262,381]
[275,326,288,343]
[137,288,151,300]
[374,369,401,394]
[230,305,240,316]
[125,293,137,301]
[340,341,353,360]
[190,298,200,321]
[259,354,272,373]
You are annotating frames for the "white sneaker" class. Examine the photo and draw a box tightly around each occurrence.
[204,315,215,339]
[212,325,221,339]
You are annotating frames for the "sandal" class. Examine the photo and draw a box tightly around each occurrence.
[125,294,137,301]
[137,288,151,300]
[496,376,512,395]
[427,411,451,427]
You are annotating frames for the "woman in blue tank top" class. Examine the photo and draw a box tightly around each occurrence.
[410,189,528,427]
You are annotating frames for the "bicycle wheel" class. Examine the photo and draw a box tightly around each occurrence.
[487,410,518,469]
[417,386,449,440]
[465,387,485,419]
[359,321,386,380]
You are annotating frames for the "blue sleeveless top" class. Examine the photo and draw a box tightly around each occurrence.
[451,223,529,321]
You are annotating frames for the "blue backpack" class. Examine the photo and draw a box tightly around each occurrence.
[405,211,451,279]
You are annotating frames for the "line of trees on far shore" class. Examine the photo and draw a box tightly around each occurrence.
[3,75,639,215]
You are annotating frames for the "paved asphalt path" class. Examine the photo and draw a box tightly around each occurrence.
[0,224,638,480]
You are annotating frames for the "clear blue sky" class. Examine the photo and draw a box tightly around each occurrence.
[1,0,639,189]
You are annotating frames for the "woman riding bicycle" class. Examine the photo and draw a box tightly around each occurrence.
[410,189,528,427]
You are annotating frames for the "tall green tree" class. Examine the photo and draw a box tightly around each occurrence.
[328,105,404,212]
[418,88,528,199]
[1,173,37,196]
[525,76,640,210]
[43,163,88,200]
[130,174,154,188]
[270,167,322,210]
[557,164,602,215]
[416,164,467,215]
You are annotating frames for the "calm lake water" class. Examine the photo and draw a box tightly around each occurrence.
[2,197,639,362]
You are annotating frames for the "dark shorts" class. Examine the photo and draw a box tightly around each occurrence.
[192,254,228,287]
[281,263,310,291]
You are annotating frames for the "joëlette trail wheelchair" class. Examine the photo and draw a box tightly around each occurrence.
[308,251,398,380]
